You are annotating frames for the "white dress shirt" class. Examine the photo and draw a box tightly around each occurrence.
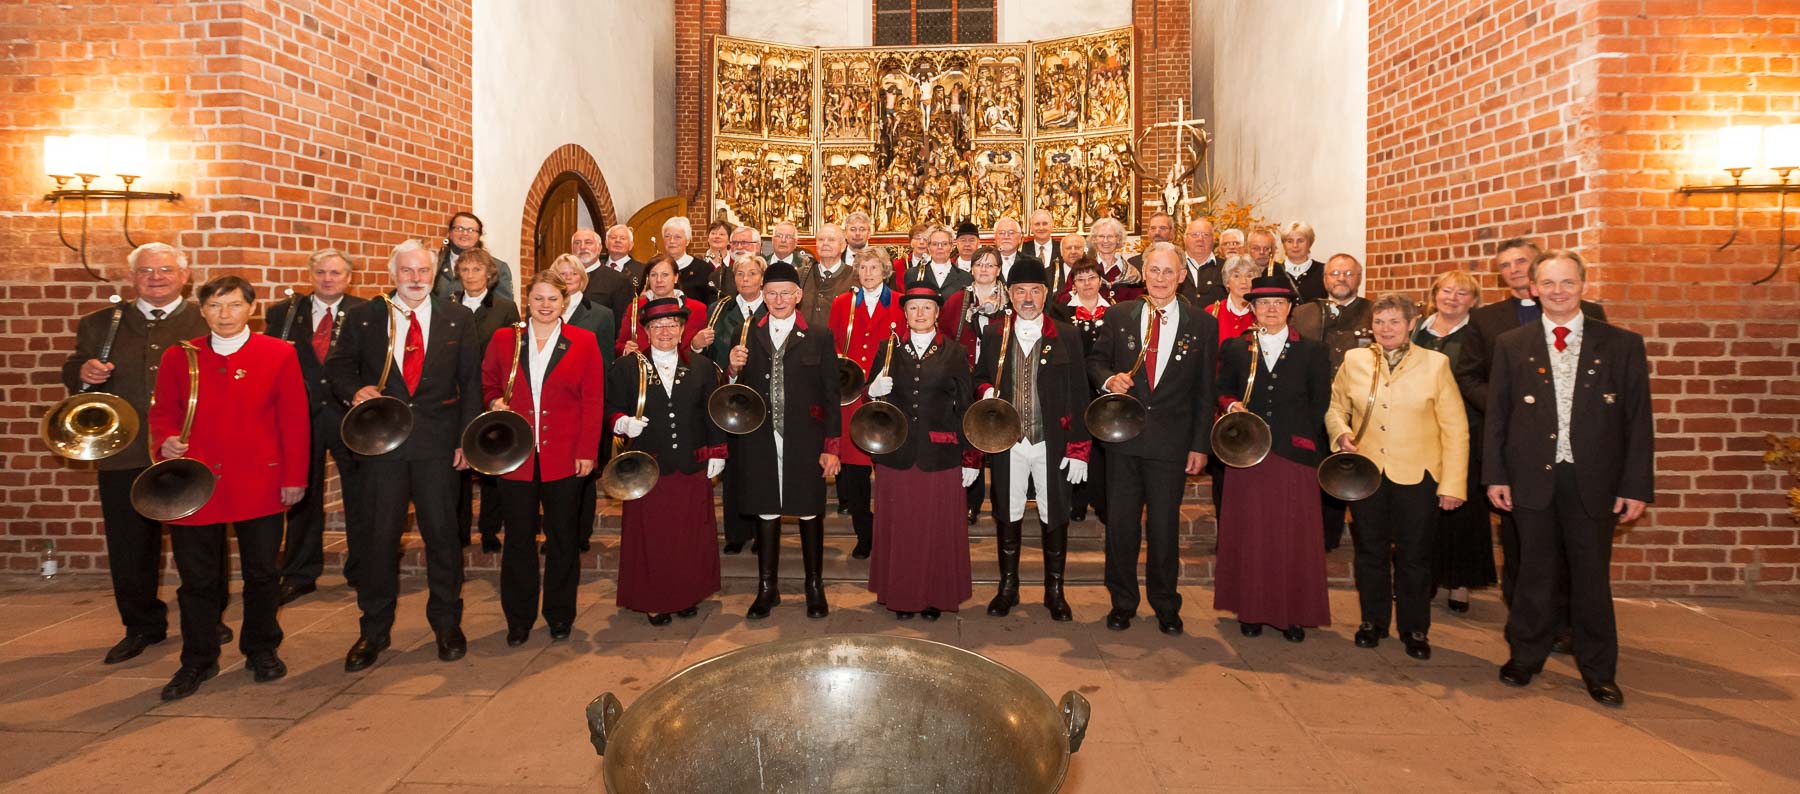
[136,298,182,320]
[1140,300,1179,385]
[650,346,679,397]
[930,260,953,285]
[460,290,486,312]
[562,293,584,323]
[910,330,935,357]
[527,322,560,428]
[955,257,973,272]
[735,293,764,318]
[768,313,797,349]
[1258,325,1289,372]
[1285,259,1313,280]
[606,256,632,272]
[1543,312,1585,463]
[817,260,844,280]
[312,295,343,332]
[210,328,251,356]
[391,298,431,362]
[674,254,695,271]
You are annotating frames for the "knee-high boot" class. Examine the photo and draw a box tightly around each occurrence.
[800,516,829,619]
[986,520,1022,616]
[1042,521,1073,622]
[746,518,783,620]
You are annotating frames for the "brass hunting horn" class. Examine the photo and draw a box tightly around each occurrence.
[1211,329,1273,468]
[340,294,416,456]
[850,332,908,455]
[963,311,1024,454]
[1083,298,1155,444]
[1317,342,1387,501]
[600,353,660,501]
[707,307,767,434]
[43,295,139,461]
[130,343,215,521]
[460,322,534,475]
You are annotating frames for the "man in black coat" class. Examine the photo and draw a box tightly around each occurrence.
[1456,238,1608,614]
[573,226,642,333]
[327,239,483,672]
[1178,218,1226,305]
[1288,253,1373,551]
[975,259,1091,622]
[725,262,843,620]
[264,249,370,604]
[1486,250,1652,707]
[993,215,1043,284]
[1086,242,1219,635]
[1024,209,1063,270]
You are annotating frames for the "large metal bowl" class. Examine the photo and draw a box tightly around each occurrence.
[587,634,1091,793]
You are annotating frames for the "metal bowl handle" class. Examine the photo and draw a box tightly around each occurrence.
[1059,691,1091,753]
[586,692,624,756]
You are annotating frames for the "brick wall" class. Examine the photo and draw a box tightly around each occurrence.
[1131,0,1193,230]
[1368,0,1800,595]
[674,0,727,215]
[0,0,473,573]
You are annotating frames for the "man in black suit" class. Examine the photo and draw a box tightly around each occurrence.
[1277,222,1328,302]
[765,220,815,271]
[1177,218,1226,305]
[993,216,1042,284]
[976,258,1090,622]
[448,248,520,552]
[572,226,643,332]
[1457,237,1607,611]
[1087,242,1219,635]
[725,262,842,620]
[1289,253,1374,551]
[1025,209,1062,270]
[265,249,370,604]
[327,239,483,672]
[907,226,974,296]
[1125,212,1176,292]
[1486,250,1652,707]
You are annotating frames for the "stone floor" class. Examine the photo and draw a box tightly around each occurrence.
[3,574,1800,792]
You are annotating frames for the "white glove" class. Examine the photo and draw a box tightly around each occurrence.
[1061,457,1088,485]
[706,458,726,478]
[868,375,894,398]
[982,386,997,400]
[961,467,979,488]
[614,416,647,438]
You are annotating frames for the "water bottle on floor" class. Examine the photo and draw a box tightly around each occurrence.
[41,540,57,580]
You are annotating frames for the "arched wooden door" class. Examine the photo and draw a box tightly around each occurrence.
[533,174,599,270]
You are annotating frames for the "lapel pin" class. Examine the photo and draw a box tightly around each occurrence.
[233,368,247,380]
[1603,393,1616,404]
[1523,395,1536,404]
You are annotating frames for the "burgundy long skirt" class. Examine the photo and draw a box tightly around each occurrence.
[868,464,971,612]
[618,471,721,614]
[1213,454,1332,627]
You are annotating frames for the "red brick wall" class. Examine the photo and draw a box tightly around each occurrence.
[0,0,473,572]
[1132,0,1193,232]
[674,0,727,215]
[1369,0,1800,595]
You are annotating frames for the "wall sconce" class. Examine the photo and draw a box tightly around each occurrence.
[42,134,183,281]
[1679,123,1800,285]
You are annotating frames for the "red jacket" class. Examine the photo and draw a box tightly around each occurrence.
[1205,297,1257,350]
[829,286,904,467]
[148,334,309,526]
[618,295,708,357]
[483,324,606,482]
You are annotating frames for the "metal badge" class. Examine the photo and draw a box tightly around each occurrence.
[1524,395,1536,404]
[1603,393,1616,404]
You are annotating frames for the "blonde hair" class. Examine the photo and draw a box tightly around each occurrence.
[1428,270,1483,310]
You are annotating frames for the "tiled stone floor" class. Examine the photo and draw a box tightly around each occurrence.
[3,573,1800,792]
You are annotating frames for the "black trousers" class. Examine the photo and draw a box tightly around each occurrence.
[721,457,756,545]
[498,464,582,631]
[837,464,873,545]
[171,513,284,669]
[281,424,367,587]
[358,458,464,641]
[1103,452,1185,618]
[1506,463,1620,682]
[455,470,504,544]
[1322,491,1348,550]
[1348,474,1438,637]
[966,467,987,519]
[577,438,614,548]
[1071,445,1108,520]
[98,468,172,637]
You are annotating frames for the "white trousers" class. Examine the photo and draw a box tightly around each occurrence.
[1006,440,1052,522]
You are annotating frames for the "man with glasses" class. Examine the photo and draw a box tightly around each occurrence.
[992,216,1040,283]
[908,226,973,297]
[1177,218,1226,305]
[765,221,814,271]
[431,212,514,301]
[572,227,635,336]
[1291,253,1373,552]
[61,242,221,665]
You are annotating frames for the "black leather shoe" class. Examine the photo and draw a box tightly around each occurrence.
[836,505,851,516]
[1105,609,1132,631]
[103,633,165,665]
[248,652,287,683]
[894,611,915,620]
[1070,507,1086,522]
[1354,624,1383,648]
[1239,621,1263,637]
[1282,626,1306,643]
[278,582,316,606]
[435,629,467,662]
[647,612,673,626]
[722,540,746,555]
[344,636,389,672]
[1157,615,1184,635]
[921,607,942,621]
[1498,661,1535,687]
[506,627,530,647]
[1402,632,1431,660]
[217,623,233,645]
[548,622,572,641]
[480,534,502,553]
[1587,680,1625,707]
[676,606,699,619]
[850,540,871,560]
[966,509,977,526]
[1447,598,1471,613]
[160,663,218,701]
[1552,633,1573,655]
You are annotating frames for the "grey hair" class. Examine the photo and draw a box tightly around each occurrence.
[606,224,635,244]
[1090,217,1125,241]
[1221,254,1259,281]
[387,239,434,278]
[307,247,351,271]
[993,216,1021,233]
[1141,240,1182,269]
[1218,227,1246,243]
[128,242,188,271]
[661,216,693,239]
[853,246,893,280]
[845,211,872,226]
[1371,292,1420,324]
[730,224,762,242]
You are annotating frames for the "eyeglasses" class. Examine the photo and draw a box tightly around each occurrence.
[1325,270,1358,278]
[451,225,480,234]
[133,266,179,277]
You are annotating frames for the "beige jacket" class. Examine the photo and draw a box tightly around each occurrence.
[1326,345,1469,499]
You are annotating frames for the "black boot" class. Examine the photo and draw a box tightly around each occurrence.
[986,520,1022,616]
[800,516,829,618]
[1042,522,1073,622]
[746,518,782,619]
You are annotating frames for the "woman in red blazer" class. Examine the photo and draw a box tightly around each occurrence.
[828,248,905,558]
[618,255,709,358]
[483,270,606,645]
[146,275,309,701]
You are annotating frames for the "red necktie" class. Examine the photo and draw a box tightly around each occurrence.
[402,311,423,392]
[1553,326,1570,352]
[1145,308,1164,390]
[311,307,333,362]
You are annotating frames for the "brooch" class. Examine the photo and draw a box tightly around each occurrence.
[1524,395,1536,404]
[1603,393,1616,404]
[1536,367,1546,374]
[233,368,247,380]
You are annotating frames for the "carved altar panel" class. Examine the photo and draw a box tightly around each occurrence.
[762,46,815,141]
[820,146,878,227]
[1030,132,1136,233]
[821,52,879,142]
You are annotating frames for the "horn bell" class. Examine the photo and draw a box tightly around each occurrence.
[1210,411,1271,469]
[835,357,867,406]
[341,396,414,456]
[850,400,909,455]
[1317,451,1382,502]
[707,384,766,435]
[42,393,140,461]
[1083,393,1146,444]
[600,450,660,501]
[130,457,216,522]
[963,397,1023,454]
[461,409,533,476]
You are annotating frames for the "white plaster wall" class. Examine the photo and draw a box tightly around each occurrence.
[472,0,675,277]
[998,0,1131,42]
[1199,0,1367,264]
[728,0,871,47]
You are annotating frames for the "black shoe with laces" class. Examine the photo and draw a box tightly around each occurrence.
[160,663,219,701]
